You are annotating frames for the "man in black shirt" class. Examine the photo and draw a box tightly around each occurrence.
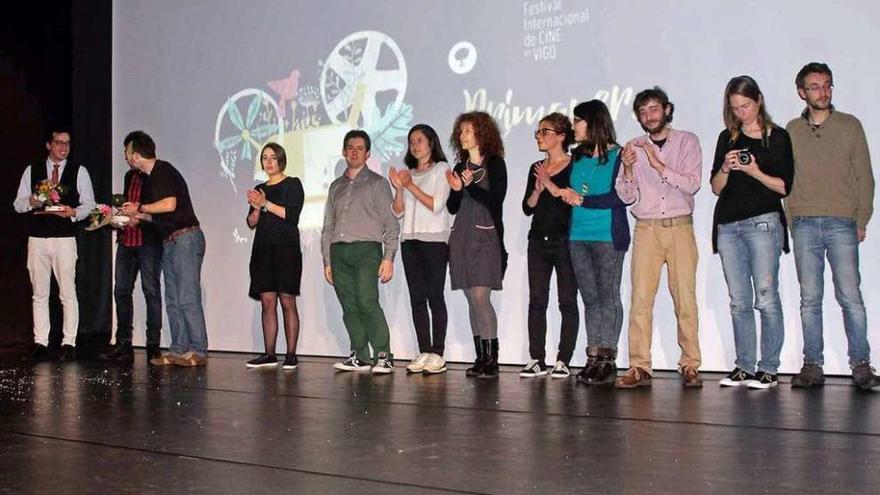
[121,131,208,367]
[101,159,163,364]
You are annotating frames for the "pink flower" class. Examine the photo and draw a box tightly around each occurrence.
[99,204,111,216]
[49,190,61,203]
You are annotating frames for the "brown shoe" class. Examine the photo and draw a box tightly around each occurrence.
[615,367,652,389]
[681,366,703,388]
[174,351,207,367]
[149,352,180,366]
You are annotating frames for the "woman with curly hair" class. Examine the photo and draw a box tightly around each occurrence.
[446,111,507,379]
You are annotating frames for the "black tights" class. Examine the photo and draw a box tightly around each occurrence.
[259,292,300,356]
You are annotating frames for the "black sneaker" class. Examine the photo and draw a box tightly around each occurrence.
[852,363,880,391]
[519,359,548,377]
[719,368,755,387]
[282,355,298,370]
[372,352,394,374]
[550,361,571,379]
[747,371,778,389]
[245,354,278,369]
[334,351,372,372]
[58,344,76,362]
[791,364,825,388]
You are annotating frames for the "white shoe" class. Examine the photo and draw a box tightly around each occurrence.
[406,352,430,373]
[422,353,447,374]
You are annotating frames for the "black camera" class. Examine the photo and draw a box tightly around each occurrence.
[736,149,751,166]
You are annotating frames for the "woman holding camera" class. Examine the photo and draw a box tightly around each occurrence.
[710,76,794,389]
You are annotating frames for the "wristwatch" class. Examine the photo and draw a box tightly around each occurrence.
[261,202,269,212]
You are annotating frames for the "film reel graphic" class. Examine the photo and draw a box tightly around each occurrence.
[319,31,407,127]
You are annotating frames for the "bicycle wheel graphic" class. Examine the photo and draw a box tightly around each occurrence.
[214,89,284,190]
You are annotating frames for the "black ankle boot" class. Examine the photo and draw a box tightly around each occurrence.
[577,346,601,383]
[587,348,618,385]
[466,336,485,377]
[478,339,499,379]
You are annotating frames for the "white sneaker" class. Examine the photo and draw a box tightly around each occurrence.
[372,352,394,374]
[406,352,430,373]
[520,359,548,377]
[422,353,447,374]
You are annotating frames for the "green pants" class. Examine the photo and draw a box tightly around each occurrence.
[330,242,391,362]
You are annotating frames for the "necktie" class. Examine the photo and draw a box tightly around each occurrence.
[51,164,60,185]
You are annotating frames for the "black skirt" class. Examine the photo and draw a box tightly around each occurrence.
[248,242,302,299]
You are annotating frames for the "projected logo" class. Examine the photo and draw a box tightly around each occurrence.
[213,31,413,228]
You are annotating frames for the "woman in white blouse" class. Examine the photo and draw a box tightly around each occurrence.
[389,124,452,374]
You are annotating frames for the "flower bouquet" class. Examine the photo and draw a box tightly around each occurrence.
[85,204,113,231]
[34,179,68,212]
[108,194,130,227]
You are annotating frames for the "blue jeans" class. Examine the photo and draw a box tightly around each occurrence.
[569,241,625,349]
[114,243,163,346]
[163,229,208,356]
[717,212,785,374]
[792,216,870,368]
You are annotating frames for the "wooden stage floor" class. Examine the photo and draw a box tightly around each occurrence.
[1,351,878,494]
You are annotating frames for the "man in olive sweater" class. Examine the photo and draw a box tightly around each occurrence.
[785,62,879,390]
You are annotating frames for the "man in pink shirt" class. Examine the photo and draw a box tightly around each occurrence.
[613,87,703,388]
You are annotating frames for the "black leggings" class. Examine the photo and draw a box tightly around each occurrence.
[527,239,579,363]
[401,240,449,355]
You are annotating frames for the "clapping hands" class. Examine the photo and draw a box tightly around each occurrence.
[445,169,463,191]
[247,188,266,209]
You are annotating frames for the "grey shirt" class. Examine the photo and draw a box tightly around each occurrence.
[321,166,400,266]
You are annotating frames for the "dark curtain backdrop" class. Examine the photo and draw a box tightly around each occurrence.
[0,0,112,360]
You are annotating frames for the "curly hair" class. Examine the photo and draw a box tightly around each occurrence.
[449,111,505,163]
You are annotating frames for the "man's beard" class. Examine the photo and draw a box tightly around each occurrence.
[640,119,666,135]
[808,97,831,111]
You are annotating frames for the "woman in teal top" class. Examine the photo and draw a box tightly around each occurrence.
[552,100,631,385]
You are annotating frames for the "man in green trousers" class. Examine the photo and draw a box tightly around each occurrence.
[322,130,400,374]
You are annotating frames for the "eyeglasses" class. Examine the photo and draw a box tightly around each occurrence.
[534,128,559,138]
[51,140,71,146]
[804,83,833,93]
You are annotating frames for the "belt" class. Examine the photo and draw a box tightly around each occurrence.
[636,214,693,227]
[530,235,568,242]
[164,225,200,244]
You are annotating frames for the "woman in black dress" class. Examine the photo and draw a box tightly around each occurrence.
[245,143,305,370]
[446,111,507,379]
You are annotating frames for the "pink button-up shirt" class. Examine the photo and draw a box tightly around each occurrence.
[615,128,702,219]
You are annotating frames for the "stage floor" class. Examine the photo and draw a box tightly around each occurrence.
[1,351,879,494]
